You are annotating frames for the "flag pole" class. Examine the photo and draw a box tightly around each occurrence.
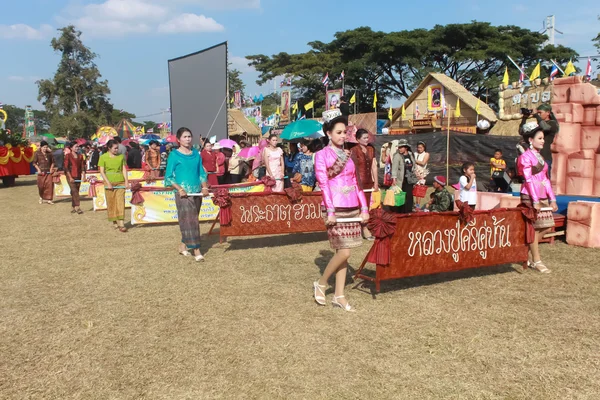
[507,55,529,80]
[550,59,566,76]
[446,105,451,183]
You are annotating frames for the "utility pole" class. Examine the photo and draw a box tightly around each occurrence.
[541,15,563,46]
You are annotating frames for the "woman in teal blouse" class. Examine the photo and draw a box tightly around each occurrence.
[164,127,210,261]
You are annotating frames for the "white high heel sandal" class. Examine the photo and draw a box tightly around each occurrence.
[313,281,327,306]
[332,295,355,312]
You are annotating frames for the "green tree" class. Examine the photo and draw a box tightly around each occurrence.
[110,109,136,125]
[2,104,51,135]
[259,92,281,118]
[228,66,246,106]
[37,25,112,138]
[248,22,578,111]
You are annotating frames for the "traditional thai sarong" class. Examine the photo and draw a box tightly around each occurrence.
[322,207,362,250]
[105,187,125,221]
[33,150,54,201]
[521,195,555,230]
[175,193,203,249]
[37,173,54,201]
[68,182,81,207]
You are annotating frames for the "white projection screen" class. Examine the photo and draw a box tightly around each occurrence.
[168,42,228,143]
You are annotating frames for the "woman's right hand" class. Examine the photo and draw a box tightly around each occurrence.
[534,203,541,211]
[106,183,113,190]
[326,215,337,226]
[178,188,188,198]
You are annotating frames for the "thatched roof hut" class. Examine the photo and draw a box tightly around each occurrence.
[228,109,261,140]
[389,73,497,132]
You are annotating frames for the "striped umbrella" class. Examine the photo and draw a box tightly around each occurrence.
[115,119,137,138]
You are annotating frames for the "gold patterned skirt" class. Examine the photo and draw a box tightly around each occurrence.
[521,195,555,230]
[322,207,363,250]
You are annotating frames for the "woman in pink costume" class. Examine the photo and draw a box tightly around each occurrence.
[263,134,284,192]
[313,116,369,311]
[517,122,558,273]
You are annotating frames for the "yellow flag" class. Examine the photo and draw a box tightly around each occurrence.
[475,98,481,115]
[304,101,314,111]
[276,106,280,115]
[529,62,541,81]
[563,60,576,77]
[401,104,406,120]
[502,67,509,86]
[230,96,234,104]
[292,102,298,113]
[349,93,356,104]
[373,91,377,110]
[141,126,145,134]
[388,106,393,120]
[454,99,461,118]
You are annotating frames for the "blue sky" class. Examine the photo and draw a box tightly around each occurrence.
[1,0,599,122]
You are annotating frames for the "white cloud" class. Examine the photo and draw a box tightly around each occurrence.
[0,24,53,40]
[158,13,224,33]
[229,56,254,73]
[84,0,168,20]
[57,0,226,38]
[152,0,260,9]
[73,17,151,37]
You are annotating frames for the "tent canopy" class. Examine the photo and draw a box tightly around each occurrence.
[115,119,137,138]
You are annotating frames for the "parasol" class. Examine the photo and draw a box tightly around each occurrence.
[75,138,88,145]
[279,120,323,141]
[238,146,261,159]
[165,135,178,143]
[345,125,375,144]
[97,135,114,145]
[218,139,237,149]
[41,133,56,140]
[140,134,160,140]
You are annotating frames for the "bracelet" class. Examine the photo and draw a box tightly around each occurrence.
[327,212,335,217]
[326,208,335,213]
[361,207,369,212]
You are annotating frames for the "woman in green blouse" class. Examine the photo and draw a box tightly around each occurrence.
[164,127,210,262]
[99,140,129,232]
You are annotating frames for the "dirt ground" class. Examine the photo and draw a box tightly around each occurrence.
[1,176,599,399]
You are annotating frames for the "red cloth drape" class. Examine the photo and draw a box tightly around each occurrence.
[366,208,397,266]
[212,188,232,226]
[517,202,538,244]
[284,182,303,203]
[130,182,144,205]
[455,200,474,225]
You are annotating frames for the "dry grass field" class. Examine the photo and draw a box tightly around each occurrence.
[1,175,599,399]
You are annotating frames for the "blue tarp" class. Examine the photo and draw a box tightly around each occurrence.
[376,119,387,134]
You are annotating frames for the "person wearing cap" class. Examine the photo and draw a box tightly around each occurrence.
[391,138,417,213]
[426,176,453,212]
[519,103,559,178]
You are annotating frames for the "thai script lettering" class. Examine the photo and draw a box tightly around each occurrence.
[407,217,511,262]
[239,203,320,226]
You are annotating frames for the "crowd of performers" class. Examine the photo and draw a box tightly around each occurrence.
[31,104,559,310]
